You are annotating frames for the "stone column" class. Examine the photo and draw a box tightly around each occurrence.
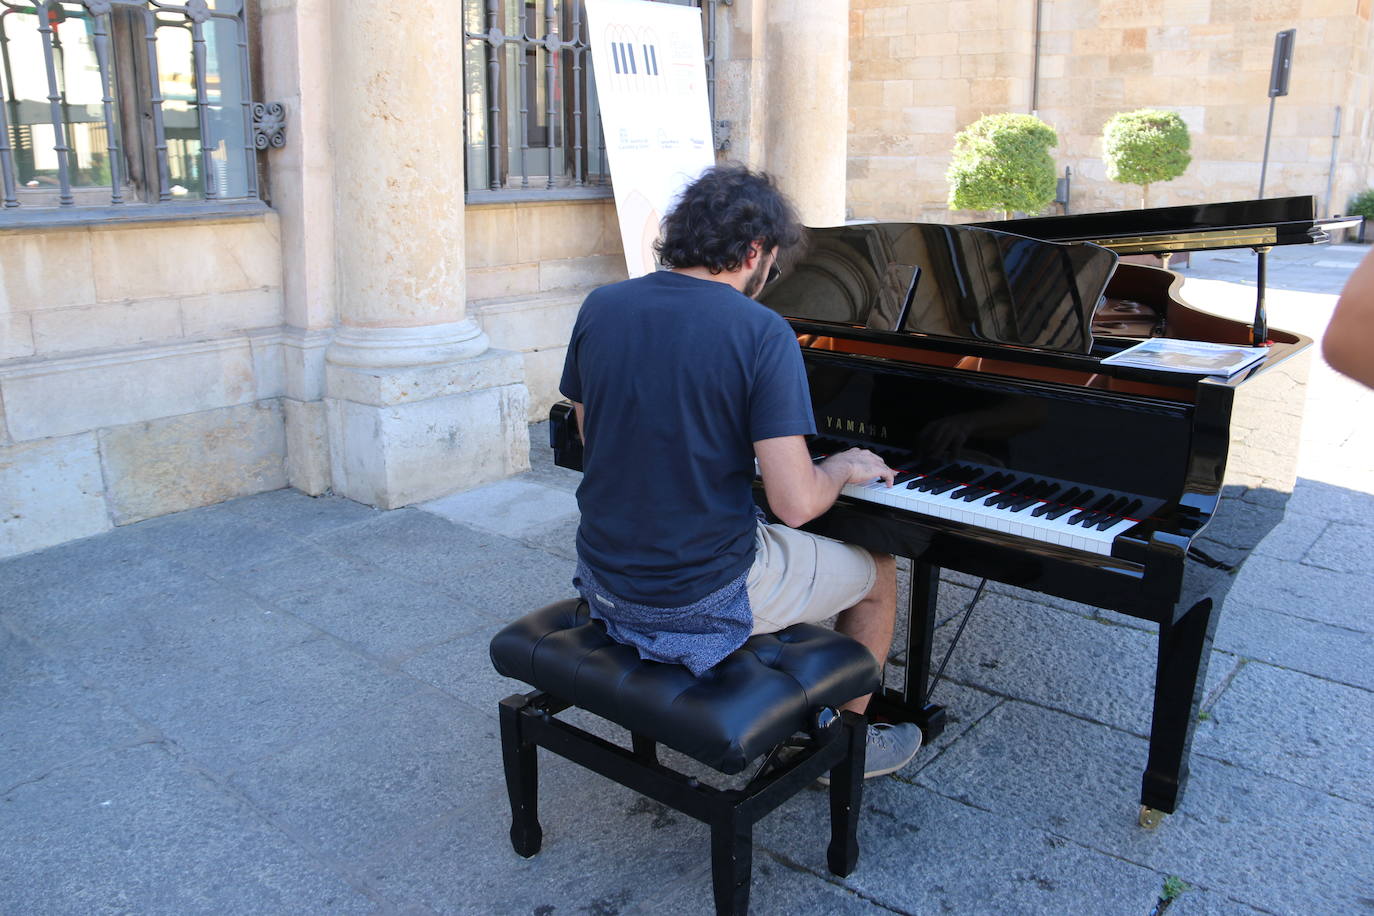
[323,0,529,509]
[261,0,338,496]
[762,0,849,226]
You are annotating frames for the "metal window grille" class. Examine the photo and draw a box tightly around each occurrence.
[0,0,259,210]
[462,0,720,199]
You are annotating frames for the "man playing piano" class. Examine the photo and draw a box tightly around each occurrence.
[558,165,923,778]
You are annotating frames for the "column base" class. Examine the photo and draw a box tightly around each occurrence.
[324,348,530,509]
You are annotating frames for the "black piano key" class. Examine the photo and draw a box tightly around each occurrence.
[1072,494,1128,527]
[951,471,1006,500]
[1043,504,1077,520]
[1082,497,1133,530]
[1122,498,1144,518]
[1001,481,1042,510]
[916,464,968,493]
[989,476,1035,508]
[893,470,920,485]
[1032,487,1080,517]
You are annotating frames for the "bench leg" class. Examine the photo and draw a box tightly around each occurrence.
[499,695,543,857]
[827,713,866,877]
[710,812,752,916]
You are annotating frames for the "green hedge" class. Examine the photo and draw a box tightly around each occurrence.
[1102,109,1191,206]
[1348,188,1374,220]
[946,113,1058,218]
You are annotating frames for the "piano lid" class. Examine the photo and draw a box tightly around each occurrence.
[974,195,1360,255]
[760,222,1117,355]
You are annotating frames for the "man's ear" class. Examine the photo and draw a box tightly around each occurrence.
[744,239,764,269]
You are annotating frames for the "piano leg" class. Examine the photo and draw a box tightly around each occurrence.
[870,561,947,740]
[1140,597,1220,826]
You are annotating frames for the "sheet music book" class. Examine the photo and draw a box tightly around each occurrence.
[1100,338,1269,376]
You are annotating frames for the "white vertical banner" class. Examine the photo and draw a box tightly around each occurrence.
[585,0,716,278]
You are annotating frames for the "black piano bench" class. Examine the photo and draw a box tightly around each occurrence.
[489,598,881,916]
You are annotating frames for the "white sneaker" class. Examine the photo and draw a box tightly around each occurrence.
[818,722,923,785]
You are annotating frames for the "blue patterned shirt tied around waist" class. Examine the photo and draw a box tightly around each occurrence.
[573,558,753,677]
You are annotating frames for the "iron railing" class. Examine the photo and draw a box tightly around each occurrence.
[462,0,721,198]
[0,0,260,210]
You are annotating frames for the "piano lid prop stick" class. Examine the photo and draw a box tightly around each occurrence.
[1253,246,1271,347]
[925,576,987,703]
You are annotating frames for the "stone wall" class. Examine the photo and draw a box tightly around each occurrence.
[848,0,1374,223]
[465,199,627,420]
[0,213,288,557]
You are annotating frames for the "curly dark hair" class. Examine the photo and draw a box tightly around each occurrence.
[654,165,803,273]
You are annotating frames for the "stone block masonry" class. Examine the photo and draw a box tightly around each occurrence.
[0,399,289,557]
[99,402,289,525]
[0,213,291,559]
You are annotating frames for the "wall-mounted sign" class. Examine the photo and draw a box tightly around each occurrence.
[585,0,716,278]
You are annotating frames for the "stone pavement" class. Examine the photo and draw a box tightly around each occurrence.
[3,244,1372,915]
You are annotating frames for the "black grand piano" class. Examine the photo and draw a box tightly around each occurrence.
[549,196,1357,827]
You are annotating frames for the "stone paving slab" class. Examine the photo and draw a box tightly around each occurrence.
[2,742,381,915]
[109,633,425,778]
[1250,511,1332,561]
[120,502,310,576]
[419,477,578,539]
[219,487,384,538]
[1,662,151,789]
[916,701,1373,915]
[229,689,504,865]
[928,590,1160,735]
[1224,557,1373,632]
[9,580,320,697]
[1285,478,1374,529]
[0,527,205,631]
[1302,520,1374,574]
[757,778,1166,916]
[641,853,892,915]
[399,623,532,719]
[1212,602,1374,692]
[357,759,706,914]
[1192,662,1374,806]
[235,546,492,662]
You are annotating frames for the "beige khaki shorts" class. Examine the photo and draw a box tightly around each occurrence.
[746,521,878,635]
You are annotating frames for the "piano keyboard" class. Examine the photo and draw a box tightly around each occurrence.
[815,444,1160,556]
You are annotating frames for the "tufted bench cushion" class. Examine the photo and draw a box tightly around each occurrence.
[490,598,880,775]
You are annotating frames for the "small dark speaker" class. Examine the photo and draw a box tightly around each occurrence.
[1269,29,1296,98]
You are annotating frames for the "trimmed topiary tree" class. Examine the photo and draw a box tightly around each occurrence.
[1348,188,1374,242]
[1102,109,1191,209]
[946,113,1058,220]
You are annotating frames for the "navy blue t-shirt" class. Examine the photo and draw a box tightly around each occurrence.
[559,270,816,607]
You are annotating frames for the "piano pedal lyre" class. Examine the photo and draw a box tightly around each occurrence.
[1138,805,1166,830]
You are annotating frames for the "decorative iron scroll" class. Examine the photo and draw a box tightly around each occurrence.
[253,103,287,150]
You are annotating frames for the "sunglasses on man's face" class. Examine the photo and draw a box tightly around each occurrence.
[766,262,782,286]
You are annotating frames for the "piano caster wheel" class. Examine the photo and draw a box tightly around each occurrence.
[1138,805,1166,830]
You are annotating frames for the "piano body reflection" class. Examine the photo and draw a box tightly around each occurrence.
[549,196,1356,826]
